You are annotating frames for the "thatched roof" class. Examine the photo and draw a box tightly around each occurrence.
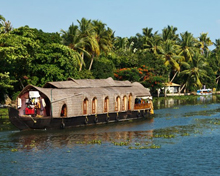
[19,78,151,103]
[43,77,131,88]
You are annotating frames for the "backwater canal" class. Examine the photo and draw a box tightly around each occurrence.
[1,95,220,176]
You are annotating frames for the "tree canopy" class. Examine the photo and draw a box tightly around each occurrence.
[0,14,220,102]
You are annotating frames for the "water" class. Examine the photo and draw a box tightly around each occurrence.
[1,96,220,176]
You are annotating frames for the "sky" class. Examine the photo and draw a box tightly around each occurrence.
[1,0,220,49]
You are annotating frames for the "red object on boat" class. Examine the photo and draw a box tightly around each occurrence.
[25,108,35,115]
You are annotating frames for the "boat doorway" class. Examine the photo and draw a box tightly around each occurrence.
[60,104,67,117]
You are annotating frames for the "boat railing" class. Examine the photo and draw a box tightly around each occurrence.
[134,103,151,110]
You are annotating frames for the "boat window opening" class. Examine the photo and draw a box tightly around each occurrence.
[83,98,88,115]
[115,96,120,111]
[134,97,152,109]
[135,98,141,104]
[122,96,127,111]
[92,97,97,114]
[104,97,109,113]
[60,104,67,117]
[128,94,132,110]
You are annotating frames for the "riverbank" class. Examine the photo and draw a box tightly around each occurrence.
[0,108,8,119]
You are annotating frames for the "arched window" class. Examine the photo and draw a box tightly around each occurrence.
[83,98,88,115]
[104,96,109,113]
[60,104,67,117]
[92,97,97,114]
[115,96,120,111]
[122,96,127,111]
[128,93,132,110]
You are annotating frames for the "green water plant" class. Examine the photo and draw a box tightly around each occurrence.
[181,133,190,136]
[112,141,129,146]
[88,140,102,145]
[153,134,175,138]
[11,148,18,152]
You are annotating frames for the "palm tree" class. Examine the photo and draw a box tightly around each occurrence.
[198,32,213,55]
[114,37,129,50]
[158,40,184,82]
[61,23,88,71]
[142,27,154,38]
[143,34,162,55]
[92,20,113,52]
[161,25,178,41]
[90,20,114,70]
[0,15,12,33]
[77,18,99,71]
[212,39,220,85]
[213,39,220,51]
[0,14,5,33]
[178,31,198,62]
[179,51,210,92]
[0,14,5,26]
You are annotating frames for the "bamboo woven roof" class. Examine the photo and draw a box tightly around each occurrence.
[43,77,131,88]
[19,78,151,102]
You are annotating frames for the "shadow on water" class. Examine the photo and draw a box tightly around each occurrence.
[6,118,155,151]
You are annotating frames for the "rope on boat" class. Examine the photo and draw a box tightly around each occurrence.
[29,116,37,123]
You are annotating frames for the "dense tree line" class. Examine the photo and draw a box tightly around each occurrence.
[0,14,220,103]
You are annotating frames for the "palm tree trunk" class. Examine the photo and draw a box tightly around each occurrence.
[180,83,186,92]
[79,53,84,71]
[216,75,220,85]
[170,71,178,83]
[89,55,94,71]
[19,78,24,89]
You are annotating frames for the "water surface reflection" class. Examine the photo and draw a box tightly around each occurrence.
[1,95,220,176]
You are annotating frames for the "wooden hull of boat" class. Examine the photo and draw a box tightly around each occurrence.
[8,107,153,130]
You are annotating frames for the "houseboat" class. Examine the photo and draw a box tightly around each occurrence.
[8,77,154,130]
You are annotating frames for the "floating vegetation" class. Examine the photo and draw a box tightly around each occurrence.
[135,142,140,146]
[70,113,220,151]
[112,141,129,146]
[209,119,220,125]
[128,144,161,150]
[76,140,102,145]
[181,133,190,136]
[153,134,175,138]
[173,107,179,109]
[76,141,86,144]
[11,148,18,152]
[3,121,10,125]
[165,113,172,117]
[184,109,216,117]
[87,140,102,145]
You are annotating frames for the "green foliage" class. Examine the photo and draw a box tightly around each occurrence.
[0,72,16,102]
[0,26,80,97]
[114,65,166,93]
[92,56,115,79]
[114,67,140,82]
[29,43,79,86]
[137,51,169,76]
[75,70,94,79]
[112,48,139,68]
[0,30,39,92]
[0,15,219,97]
